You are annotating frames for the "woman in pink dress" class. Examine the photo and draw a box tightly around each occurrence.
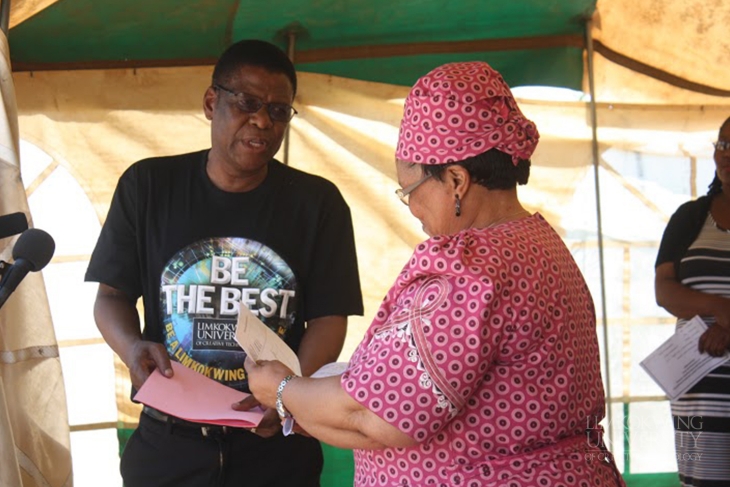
[244,62,624,487]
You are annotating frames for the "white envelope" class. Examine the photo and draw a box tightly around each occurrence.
[235,302,302,376]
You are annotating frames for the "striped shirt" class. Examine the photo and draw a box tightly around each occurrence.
[672,214,730,487]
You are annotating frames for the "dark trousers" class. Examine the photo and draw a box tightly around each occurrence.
[121,412,323,487]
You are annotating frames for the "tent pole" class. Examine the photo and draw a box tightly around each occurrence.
[585,18,614,449]
[283,30,296,166]
[0,0,10,35]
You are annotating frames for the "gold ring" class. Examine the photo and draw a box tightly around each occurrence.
[251,427,257,434]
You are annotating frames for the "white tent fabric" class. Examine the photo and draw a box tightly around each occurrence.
[0,30,72,487]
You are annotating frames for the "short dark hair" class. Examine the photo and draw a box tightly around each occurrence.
[212,39,297,96]
[708,116,730,197]
[421,148,530,189]
[708,175,722,197]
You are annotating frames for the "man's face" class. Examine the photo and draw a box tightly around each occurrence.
[204,65,294,177]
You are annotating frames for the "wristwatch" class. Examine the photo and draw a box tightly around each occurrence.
[276,374,297,419]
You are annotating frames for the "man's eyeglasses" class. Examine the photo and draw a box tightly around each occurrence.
[714,140,730,152]
[213,84,298,123]
[395,174,432,206]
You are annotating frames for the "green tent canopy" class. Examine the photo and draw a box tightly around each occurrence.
[9,0,594,89]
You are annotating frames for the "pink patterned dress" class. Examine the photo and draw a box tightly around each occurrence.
[341,214,624,487]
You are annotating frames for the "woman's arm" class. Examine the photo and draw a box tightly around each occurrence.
[244,358,418,450]
[655,262,730,355]
[655,262,730,325]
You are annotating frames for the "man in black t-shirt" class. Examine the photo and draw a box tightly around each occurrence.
[85,39,363,487]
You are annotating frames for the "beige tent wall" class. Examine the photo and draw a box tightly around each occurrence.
[591,0,730,104]
[0,30,72,487]
[11,65,730,479]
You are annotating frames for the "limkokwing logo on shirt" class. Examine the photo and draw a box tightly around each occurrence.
[191,318,237,351]
[159,237,297,390]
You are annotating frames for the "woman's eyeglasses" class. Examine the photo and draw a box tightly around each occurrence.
[213,84,297,123]
[714,140,730,152]
[395,174,432,206]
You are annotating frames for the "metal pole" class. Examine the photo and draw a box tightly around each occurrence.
[283,30,296,166]
[0,0,11,36]
[585,18,614,448]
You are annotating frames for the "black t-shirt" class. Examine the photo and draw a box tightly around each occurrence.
[86,150,363,391]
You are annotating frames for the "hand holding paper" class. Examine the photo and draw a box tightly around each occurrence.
[235,303,302,376]
[134,361,263,428]
[640,316,730,400]
[236,304,351,436]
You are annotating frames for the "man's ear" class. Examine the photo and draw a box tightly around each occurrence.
[203,86,217,121]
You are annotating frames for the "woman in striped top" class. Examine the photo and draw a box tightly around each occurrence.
[655,116,730,487]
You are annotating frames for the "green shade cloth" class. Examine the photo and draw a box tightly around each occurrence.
[9,0,594,89]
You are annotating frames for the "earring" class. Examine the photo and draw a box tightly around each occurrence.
[455,195,461,217]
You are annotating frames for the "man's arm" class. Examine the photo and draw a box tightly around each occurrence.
[297,315,348,376]
[94,283,172,390]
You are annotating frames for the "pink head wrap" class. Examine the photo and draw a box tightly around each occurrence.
[396,61,539,166]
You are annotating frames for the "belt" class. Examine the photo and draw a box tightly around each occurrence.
[142,406,231,437]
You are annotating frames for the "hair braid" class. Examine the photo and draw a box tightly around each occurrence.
[708,174,723,197]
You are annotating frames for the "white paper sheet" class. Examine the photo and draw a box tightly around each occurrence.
[310,362,349,378]
[640,315,730,400]
[235,302,302,376]
[234,306,351,437]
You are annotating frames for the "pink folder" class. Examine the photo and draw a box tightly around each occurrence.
[134,361,263,428]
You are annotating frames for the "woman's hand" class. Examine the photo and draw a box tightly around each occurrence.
[708,294,730,330]
[243,356,294,409]
[698,323,730,357]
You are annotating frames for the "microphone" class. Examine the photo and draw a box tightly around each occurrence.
[0,228,55,310]
[0,212,28,240]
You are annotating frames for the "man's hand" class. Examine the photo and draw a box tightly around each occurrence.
[232,395,282,438]
[698,323,730,357]
[93,284,171,391]
[125,340,173,390]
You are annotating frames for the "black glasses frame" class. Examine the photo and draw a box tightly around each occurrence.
[213,84,298,123]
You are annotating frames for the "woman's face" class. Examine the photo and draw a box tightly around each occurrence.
[715,122,730,187]
[395,159,453,237]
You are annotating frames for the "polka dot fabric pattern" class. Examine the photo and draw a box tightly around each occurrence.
[395,61,540,166]
[341,214,624,486]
